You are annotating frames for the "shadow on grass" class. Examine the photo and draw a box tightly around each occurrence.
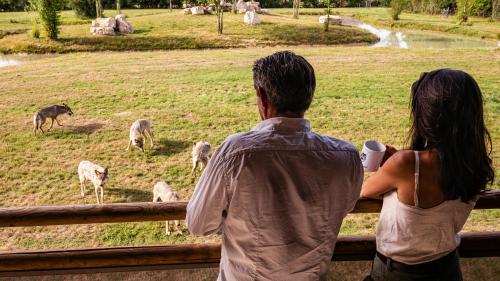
[68,123,106,135]
[57,35,233,51]
[107,187,152,203]
[152,139,191,157]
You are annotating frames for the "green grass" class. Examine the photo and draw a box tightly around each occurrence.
[0,9,377,53]
[0,47,498,251]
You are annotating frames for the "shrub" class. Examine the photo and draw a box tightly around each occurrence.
[29,0,65,40]
[30,26,40,38]
[70,0,96,19]
[390,0,407,20]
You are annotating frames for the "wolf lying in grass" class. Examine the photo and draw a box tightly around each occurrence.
[126,119,154,152]
[153,181,181,235]
[78,160,108,204]
[33,104,73,135]
[191,141,211,176]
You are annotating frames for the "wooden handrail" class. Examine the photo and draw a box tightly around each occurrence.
[0,232,498,276]
[0,190,498,227]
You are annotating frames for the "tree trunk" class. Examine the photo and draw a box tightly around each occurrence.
[324,0,331,31]
[96,0,103,18]
[170,0,172,12]
[293,0,299,19]
[492,0,500,20]
[116,0,121,14]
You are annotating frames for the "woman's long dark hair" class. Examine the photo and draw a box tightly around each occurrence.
[408,69,494,202]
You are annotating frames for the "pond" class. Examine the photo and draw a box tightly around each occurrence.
[341,17,497,49]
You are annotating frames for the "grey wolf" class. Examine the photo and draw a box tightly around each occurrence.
[33,104,73,135]
[78,160,108,204]
[153,181,181,235]
[191,141,211,176]
[126,119,154,152]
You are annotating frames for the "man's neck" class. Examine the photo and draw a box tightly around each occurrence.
[263,111,304,120]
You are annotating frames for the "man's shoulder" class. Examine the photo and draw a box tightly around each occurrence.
[311,132,359,154]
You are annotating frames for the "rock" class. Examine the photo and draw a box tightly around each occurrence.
[90,27,116,36]
[91,18,117,35]
[191,6,205,15]
[244,11,260,25]
[115,14,133,34]
[319,15,342,25]
[92,17,116,28]
[236,0,247,11]
[183,7,192,14]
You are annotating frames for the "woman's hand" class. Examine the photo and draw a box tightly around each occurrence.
[380,145,398,167]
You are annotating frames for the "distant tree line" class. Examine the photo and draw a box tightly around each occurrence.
[0,0,497,19]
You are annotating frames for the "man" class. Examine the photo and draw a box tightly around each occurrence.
[186,51,363,281]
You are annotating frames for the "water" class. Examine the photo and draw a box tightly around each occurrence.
[341,17,496,49]
[0,54,20,68]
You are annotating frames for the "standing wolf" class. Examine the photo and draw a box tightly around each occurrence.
[78,160,108,204]
[126,119,154,152]
[152,181,182,235]
[33,104,73,135]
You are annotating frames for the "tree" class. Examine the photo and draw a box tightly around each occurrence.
[96,0,103,17]
[30,0,65,39]
[390,0,407,20]
[215,0,224,34]
[324,0,331,31]
[456,0,472,22]
[293,0,300,19]
[493,0,500,19]
[116,0,121,14]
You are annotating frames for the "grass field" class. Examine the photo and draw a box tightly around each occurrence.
[0,9,377,53]
[1,7,499,54]
[0,47,498,252]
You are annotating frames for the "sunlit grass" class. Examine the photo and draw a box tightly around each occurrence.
[0,46,498,251]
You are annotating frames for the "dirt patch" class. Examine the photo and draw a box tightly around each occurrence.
[114,111,134,117]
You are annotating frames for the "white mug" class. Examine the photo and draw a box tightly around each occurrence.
[360,140,386,172]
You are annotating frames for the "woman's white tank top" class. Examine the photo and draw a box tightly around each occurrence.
[376,151,476,265]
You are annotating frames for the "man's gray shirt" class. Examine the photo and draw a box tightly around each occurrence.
[187,117,363,281]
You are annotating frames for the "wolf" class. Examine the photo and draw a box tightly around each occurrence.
[33,104,73,135]
[126,119,154,152]
[191,141,211,176]
[153,181,181,235]
[78,160,108,204]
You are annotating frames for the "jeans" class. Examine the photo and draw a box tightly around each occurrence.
[366,250,463,281]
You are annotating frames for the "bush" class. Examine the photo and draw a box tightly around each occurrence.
[70,0,96,19]
[390,0,407,19]
[29,0,65,40]
[30,26,40,38]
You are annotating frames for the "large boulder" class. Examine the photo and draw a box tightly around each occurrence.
[244,11,261,25]
[183,7,192,14]
[191,6,205,15]
[318,15,342,25]
[236,0,247,12]
[91,18,117,35]
[115,14,134,34]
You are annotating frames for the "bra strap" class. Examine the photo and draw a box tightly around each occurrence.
[414,151,420,208]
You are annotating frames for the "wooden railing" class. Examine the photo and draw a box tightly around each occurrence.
[0,190,499,276]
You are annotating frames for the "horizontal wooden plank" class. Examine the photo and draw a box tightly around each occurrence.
[0,232,498,276]
[0,190,498,227]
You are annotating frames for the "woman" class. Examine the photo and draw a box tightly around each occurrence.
[361,69,495,281]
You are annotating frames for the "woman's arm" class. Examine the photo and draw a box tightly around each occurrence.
[360,150,410,199]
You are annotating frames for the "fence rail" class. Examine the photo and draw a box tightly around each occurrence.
[0,190,499,276]
[0,232,498,276]
[0,190,498,227]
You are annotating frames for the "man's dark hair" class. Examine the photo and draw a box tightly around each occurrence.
[253,51,316,113]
